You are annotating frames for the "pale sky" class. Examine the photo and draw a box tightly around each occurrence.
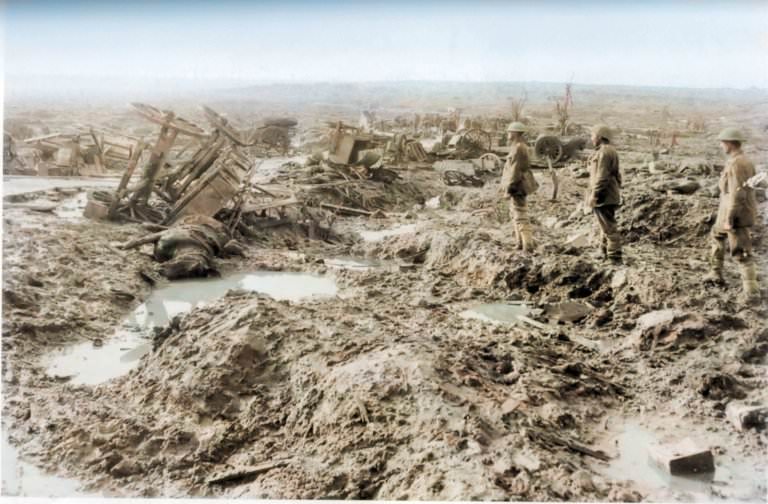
[3,0,768,89]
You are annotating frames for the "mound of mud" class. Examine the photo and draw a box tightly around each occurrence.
[622,192,712,244]
[26,290,629,500]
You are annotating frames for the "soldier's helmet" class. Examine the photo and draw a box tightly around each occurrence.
[506,121,527,133]
[717,128,746,142]
[591,124,613,141]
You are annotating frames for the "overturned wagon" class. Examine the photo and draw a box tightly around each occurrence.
[86,103,253,224]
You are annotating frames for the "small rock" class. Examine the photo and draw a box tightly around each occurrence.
[110,459,141,478]
[725,402,768,432]
[593,309,613,327]
[570,469,595,492]
[608,486,642,502]
[544,301,593,323]
[648,438,714,475]
[370,209,387,219]
[610,269,627,289]
[25,275,44,288]
[565,231,590,248]
[425,196,441,209]
[542,217,558,229]
[540,403,576,428]
[223,239,246,256]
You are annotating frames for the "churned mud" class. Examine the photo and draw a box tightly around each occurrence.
[2,114,767,501]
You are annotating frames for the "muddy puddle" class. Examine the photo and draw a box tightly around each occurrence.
[2,176,118,196]
[251,156,307,183]
[459,302,531,325]
[324,256,389,271]
[359,223,419,242]
[2,430,96,497]
[44,271,338,385]
[594,419,767,502]
[53,191,88,220]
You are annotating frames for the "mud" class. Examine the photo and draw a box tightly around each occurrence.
[2,96,768,501]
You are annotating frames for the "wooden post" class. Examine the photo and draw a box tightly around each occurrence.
[132,112,179,205]
[547,156,559,201]
[109,139,145,218]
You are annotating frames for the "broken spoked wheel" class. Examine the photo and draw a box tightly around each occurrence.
[478,153,503,174]
[462,128,492,152]
[534,135,564,164]
[442,170,484,187]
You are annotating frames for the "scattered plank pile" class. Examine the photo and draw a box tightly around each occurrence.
[90,104,255,225]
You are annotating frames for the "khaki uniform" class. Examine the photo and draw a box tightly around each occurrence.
[709,151,758,297]
[587,144,622,259]
[501,140,539,251]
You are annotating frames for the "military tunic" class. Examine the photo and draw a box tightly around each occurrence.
[711,151,757,262]
[587,144,622,259]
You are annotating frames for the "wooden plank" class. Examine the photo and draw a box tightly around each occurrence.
[207,459,290,486]
[241,197,299,213]
[320,203,373,216]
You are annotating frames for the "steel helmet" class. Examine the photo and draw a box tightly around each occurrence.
[506,121,527,133]
[591,124,612,141]
[717,127,746,142]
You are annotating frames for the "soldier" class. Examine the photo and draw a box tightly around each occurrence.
[587,124,622,263]
[705,128,759,304]
[500,122,539,251]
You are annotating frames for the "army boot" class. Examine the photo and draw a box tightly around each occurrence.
[704,260,725,286]
[703,268,725,286]
[512,224,523,250]
[739,262,760,305]
[705,241,726,286]
[519,225,536,253]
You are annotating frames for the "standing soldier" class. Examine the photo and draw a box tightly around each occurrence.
[500,122,539,252]
[705,128,760,304]
[587,124,622,263]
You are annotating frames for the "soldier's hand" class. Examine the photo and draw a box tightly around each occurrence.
[723,221,733,231]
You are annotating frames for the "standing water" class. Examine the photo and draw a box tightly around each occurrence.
[459,303,531,325]
[2,176,118,197]
[594,420,767,502]
[2,430,95,497]
[359,224,419,242]
[44,271,337,385]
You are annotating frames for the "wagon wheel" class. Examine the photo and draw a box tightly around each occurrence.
[534,135,564,163]
[130,103,207,138]
[442,170,484,187]
[463,128,492,151]
[478,153,502,174]
[201,105,252,146]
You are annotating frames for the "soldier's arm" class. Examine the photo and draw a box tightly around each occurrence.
[500,155,515,197]
[509,145,525,185]
[614,154,622,187]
